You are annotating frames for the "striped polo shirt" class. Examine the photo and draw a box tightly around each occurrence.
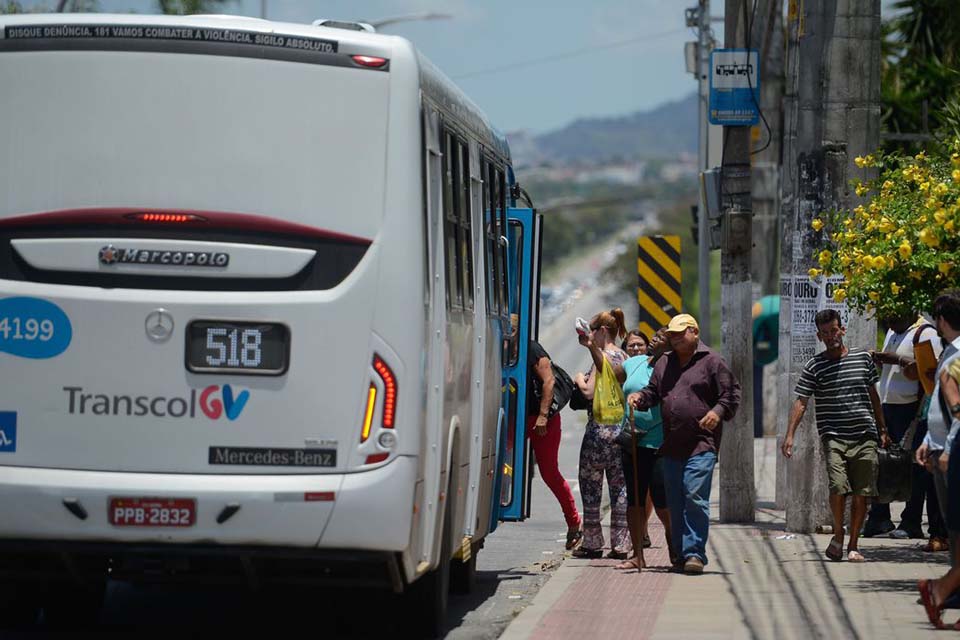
[795,348,880,440]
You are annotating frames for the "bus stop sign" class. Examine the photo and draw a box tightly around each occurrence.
[709,48,760,126]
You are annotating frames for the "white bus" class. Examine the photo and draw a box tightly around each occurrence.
[0,13,543,634]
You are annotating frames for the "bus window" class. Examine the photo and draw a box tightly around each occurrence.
[496,170,509,317]
[483,159,497,315]
[459,140,474,311]
[443,130,462,310]
[505,220,523,367]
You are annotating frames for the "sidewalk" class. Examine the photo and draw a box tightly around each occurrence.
[500,437,952,639]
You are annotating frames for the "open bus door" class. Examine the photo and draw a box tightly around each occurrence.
[495,207,543,522]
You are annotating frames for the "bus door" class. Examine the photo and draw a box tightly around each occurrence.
[497,207,543,522]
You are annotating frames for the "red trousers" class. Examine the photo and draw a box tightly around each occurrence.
[527,413,581,530]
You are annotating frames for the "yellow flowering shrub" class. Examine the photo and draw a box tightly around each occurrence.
[814,142,960,318]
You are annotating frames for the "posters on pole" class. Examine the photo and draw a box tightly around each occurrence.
[780,274,849,366]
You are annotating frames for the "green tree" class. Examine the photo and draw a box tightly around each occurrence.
[882,0,960,147]
[156,0,231,14]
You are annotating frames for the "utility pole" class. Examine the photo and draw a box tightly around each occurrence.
[694,0,713,346]
[777,0,881,531]
[751,1,785,441]
[750,0,784,297]
[718,0,755,523]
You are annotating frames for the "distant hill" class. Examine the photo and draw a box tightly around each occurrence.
[508,93,697,167]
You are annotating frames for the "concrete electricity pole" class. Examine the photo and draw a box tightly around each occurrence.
[750,0,785,296]
[718,0,756,523]
[694,0,713,346]
[777,0,881,531]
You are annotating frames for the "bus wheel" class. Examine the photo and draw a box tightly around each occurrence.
[449,543,477,595]
[40,581,105,630]
[0,584,42,630]
[406,506,451,638]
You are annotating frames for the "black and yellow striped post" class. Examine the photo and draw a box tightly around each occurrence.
[637,235,682,338]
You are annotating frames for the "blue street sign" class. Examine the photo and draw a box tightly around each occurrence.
[709,48,760,126]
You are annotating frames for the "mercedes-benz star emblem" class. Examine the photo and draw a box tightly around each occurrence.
[145,309,174,342]
[99,245,118,265]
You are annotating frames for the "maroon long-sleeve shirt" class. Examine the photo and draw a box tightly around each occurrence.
[632,342,741,460]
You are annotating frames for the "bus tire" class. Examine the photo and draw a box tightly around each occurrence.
[406,504,451,638]
[0,583,42,629]
[449,543,477,595]
[40,581,105,630]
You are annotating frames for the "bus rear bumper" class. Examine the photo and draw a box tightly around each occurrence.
[0,457,416,550]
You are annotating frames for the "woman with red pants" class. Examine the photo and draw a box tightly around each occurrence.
[528,339,583,550]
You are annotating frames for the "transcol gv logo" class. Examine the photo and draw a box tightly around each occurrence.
[63,385,250,421]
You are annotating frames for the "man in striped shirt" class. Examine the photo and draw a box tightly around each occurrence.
[782,309,891,562]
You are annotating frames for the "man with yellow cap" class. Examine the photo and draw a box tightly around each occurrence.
[627,313,741,574]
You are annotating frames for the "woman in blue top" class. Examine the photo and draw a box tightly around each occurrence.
[616,328,675,571]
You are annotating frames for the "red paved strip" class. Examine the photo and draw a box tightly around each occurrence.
[530,522,673,640]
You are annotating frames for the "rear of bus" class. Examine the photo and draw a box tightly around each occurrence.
[0,15,425,590]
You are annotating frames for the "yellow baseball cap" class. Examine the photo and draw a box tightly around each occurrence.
[666,313,699,333]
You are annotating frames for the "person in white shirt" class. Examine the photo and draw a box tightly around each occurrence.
[862,314,943,542]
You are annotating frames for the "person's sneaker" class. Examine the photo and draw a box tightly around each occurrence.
[683,557,704,575]
[889,527,923,540]
[862,520,895,538]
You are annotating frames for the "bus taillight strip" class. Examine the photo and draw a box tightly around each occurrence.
[0,209,371,246]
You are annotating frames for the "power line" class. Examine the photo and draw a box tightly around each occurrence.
[452,28,686,80]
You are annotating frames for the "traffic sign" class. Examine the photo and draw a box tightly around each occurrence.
[709,48,760,126]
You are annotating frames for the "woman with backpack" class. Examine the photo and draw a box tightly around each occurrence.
[528,338,583,550]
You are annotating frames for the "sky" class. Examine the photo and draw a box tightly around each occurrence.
[15,0,700,134]
[19,0,900,135]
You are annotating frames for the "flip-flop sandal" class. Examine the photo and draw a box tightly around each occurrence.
[614,557,644,571]
[571,547,603,559]
[919,579,946,629]
[847,550,865,563]
[825,539,843,562]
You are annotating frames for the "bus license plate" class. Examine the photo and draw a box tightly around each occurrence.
[109,497,196,527]
[186,320,289,376]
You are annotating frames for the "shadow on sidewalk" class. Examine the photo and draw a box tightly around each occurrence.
[847,577,923,594]
[858,544,951,566]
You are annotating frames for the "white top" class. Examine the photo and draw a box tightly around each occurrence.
[877,321,941,404]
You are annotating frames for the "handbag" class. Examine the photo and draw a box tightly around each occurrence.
[531,362,575,418]
[592,356,625,425]
[615,406,648,448]
[569,384,589,411]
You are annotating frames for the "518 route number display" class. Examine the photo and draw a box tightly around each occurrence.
[186,320,289,375]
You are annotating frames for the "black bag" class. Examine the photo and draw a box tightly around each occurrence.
[531,363,575,418]
[569,385,589,411]
[875,323,934,503]
[876,442,913,504]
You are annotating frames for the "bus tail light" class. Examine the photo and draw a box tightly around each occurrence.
[360,385,377,443]
[351,55,388,68]
[372,355,397,429]
[360,355,398,459]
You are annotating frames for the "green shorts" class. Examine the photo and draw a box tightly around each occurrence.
[823,437,878,497]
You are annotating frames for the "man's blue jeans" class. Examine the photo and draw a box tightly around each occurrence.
[663,452,717,565]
